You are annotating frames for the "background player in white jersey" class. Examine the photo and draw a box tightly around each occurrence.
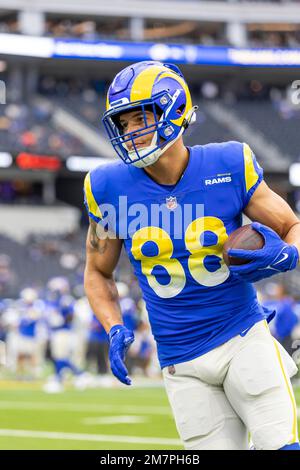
[43,277,89,392]
[16,287,45,379]
[72,295,93,371]
[84,61,300,450]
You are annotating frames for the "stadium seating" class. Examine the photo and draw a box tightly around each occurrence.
[0,101,97,157]
[50,89,300,164]
[0,227,134,298]
[227,100,300,162]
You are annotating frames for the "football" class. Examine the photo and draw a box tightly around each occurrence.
[223,224,265,266]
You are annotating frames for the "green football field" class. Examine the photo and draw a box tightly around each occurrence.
[0,381,181,450]
[0,381,299,450]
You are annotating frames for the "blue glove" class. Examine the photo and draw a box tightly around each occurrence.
[228,222,299,283]
[109,324,134,385]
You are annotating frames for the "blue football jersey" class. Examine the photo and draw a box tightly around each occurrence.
[84,141,274,368]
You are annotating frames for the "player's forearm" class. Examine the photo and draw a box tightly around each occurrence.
[283,221,300,262]
[84,267,123,332]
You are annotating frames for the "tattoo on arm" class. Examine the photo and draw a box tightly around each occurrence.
[89,221,108,254]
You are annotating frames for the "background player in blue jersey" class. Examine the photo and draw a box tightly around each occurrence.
[84,61,300,450]
[263,283,299,355]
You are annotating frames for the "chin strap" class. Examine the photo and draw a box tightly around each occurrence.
[131,127,184,168]
[129,105,198,168]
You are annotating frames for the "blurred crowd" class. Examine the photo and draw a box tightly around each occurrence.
[0,230,142,299]
[0,16,300,48]
[0,254,15,297]
[0,100,92,157]
[248,30,300,48]
[36,76,300,164]
[0,74,299,162]
[0,276,159,391]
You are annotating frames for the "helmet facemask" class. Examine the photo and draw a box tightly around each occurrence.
[103,90,189,168]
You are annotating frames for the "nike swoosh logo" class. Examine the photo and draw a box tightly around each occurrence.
[258,251,289,271]
[272,252,289,266]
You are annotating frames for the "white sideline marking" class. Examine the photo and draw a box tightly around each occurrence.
[0,401,171,415]
[1,401,299,416]
[0,429,181,446]
[83,415,149,425]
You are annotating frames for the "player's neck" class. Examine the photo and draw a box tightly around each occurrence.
[143,140,189,186]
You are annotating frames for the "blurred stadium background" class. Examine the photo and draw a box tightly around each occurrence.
[0,0,300,450]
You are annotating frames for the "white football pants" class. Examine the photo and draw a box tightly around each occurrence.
[50,330,74,360]
[162,320,298,450]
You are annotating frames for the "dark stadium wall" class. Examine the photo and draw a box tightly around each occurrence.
[55,175,85,209]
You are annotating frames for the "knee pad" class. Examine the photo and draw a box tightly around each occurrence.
[171,385,215,442]
[229,340,297,450]
[170,385,247,450]
[232,341,283,397]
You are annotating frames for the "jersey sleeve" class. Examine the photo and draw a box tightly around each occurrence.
[241,142,264,209]
[216,141,263,213]
[83,171,103,223]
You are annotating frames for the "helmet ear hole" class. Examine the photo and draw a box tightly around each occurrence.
[176,104,185,116]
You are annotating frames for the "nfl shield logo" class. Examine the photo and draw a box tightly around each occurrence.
[166,196,177,210]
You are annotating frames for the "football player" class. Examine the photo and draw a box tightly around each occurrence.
[44,277,85,392]
[16,288,44,378]
[84,61,300,450]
